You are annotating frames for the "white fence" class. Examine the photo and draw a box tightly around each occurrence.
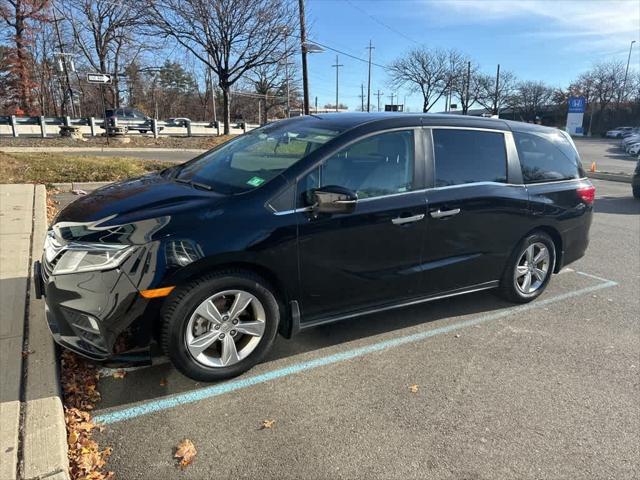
[0,115,258,138]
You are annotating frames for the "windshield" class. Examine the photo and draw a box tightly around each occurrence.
[175,121,342,194]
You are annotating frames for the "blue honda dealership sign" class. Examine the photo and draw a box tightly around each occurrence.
[568,96,586,113]
[566,96,586,136]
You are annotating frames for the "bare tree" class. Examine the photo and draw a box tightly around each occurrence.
[475,69,517,116]
[247,62,300,123]
[389,47,463,112]
[146,0,296,134]
[510,80,554,122]
[450,60,482,114]
[589,60,626,114]
[57,0,142,107]
[0,0,49,113]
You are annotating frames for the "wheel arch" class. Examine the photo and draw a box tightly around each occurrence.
[165,257,294,337]
[525,225,564,273]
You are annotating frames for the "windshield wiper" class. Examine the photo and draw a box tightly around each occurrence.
[174,178,213,191]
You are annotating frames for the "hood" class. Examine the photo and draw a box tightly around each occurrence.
[54,173,227,243]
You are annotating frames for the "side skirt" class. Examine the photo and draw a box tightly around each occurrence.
[297,280,500,332]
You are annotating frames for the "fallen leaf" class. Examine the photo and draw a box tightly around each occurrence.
[259,419,276,430]
[112,369,126,379]
[409,384,419,393]
[159,378,167,387]
[174,439,197,469]
[454,334,461,338]
[21,349,34,358]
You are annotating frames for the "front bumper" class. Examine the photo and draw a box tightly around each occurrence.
[35,258,155,365]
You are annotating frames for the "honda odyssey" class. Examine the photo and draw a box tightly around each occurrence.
[34,113,594,381]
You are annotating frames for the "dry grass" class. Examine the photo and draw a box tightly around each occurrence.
[0,152,172,185]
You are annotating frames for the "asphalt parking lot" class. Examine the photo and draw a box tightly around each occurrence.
[83,179,639,479]
[573,137,638,175]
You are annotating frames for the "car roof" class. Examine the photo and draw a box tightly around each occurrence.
[285,112,560,135]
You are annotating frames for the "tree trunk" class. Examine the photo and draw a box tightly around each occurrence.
[15,11,31,113]
[222,84,231,135]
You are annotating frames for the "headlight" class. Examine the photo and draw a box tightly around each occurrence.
[52,243,135,275]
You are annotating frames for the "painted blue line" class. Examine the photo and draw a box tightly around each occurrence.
[94,278,617,425]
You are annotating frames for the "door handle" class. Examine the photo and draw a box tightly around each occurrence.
[391,214,425,225]
[430,208,461,219]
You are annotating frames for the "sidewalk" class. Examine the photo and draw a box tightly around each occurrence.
[0,184,69,480]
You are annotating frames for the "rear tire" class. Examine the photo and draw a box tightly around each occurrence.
[497,232,556,303]
[161,270,280,382]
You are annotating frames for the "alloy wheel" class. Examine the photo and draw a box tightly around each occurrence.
[514,242,550,295]
[185,290,266,368]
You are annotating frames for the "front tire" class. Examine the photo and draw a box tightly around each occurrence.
[498,232,555,303]
[161,271,280,382]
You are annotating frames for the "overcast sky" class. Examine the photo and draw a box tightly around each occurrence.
[301,0,640,112]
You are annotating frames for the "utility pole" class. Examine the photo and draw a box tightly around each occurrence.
[366,40,374,112]
[315,96,318,113]
[359,83,365,111]
[375,90,383,112]
[332,55,343,112]
[389,93,395,108]
[618,40,636,110]
[494,64,501,116]
[464,60,471,115]
[52,9,75,117]
[298,0,310,115]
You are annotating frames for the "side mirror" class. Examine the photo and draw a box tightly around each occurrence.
[312,185,357,214]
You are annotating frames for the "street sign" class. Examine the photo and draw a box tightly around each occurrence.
[87,73,112,84]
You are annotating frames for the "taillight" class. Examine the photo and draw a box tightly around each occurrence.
[577,185,595,205]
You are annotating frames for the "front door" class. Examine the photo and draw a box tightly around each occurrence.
[296,129,427,322]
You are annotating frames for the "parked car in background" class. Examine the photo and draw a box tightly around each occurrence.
[633,158,640,199]
[627,143,640,155]
[35,113,595,382]
[606,126,634,138]
[167,117,191,127]
[105,108,163,134]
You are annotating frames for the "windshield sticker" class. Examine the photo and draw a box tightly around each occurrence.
[246,176,266,187]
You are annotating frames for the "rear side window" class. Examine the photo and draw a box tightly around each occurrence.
[432,129,507,187]
[514,131,584,183]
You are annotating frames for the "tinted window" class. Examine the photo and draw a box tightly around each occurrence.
[433,129,507,187]
[320,130,415,198]
[514,131,583,183]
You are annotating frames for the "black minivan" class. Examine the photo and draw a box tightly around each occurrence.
[35,113,595,381]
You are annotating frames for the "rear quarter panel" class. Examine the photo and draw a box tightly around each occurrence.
[526,179,594,269]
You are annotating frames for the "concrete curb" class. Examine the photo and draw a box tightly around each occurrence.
[50,181,112,192]
[22,185,70,480]
[586,172,632,184]
[1,147,206,153]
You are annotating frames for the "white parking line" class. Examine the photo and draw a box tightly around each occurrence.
[93,271,617,425]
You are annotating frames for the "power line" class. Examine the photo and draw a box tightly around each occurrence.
[345,0,421,45]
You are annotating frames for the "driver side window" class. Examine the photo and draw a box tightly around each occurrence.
[321,130,415,199]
